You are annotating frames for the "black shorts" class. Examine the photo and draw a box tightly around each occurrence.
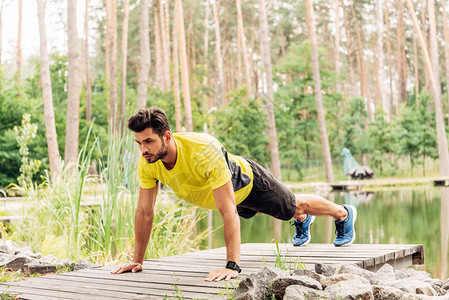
[236,158,296,221]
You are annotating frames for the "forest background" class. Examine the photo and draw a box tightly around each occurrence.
[0,0,448,189]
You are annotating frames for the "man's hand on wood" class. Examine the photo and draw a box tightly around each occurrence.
[205,268,238,282]
[111,262,143,274]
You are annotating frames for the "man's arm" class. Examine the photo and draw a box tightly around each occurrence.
[205,181,241,282]
[111,184,159,274]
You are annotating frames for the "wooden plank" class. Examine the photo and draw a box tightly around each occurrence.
[59,268,236,290]
[18,275,225,299]
[1,279,146,299]
[0,283,116,300]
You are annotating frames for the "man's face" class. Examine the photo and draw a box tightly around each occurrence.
[134,127,168,163]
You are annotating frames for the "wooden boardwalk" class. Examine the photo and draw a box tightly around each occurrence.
[0,243,424,299]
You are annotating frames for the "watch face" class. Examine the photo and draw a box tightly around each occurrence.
[226,261,239,271]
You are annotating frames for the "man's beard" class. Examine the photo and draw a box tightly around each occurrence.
[143,141,168,163]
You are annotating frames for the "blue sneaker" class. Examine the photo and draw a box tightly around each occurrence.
[292,215,316,246]
[334,204,357,247]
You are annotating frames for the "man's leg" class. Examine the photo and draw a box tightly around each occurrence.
[293,194,347,222]
[292,194,357,247]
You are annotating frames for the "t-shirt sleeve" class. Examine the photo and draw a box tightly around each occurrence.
[137,156,157,189]
[198,139,232,190]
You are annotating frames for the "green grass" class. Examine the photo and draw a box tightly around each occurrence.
[261,239,305,272]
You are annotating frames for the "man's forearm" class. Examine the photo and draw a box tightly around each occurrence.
[221,210,241,264]
[133,210,154,264]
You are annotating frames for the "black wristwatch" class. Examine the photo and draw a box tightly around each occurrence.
[225,261,241,273]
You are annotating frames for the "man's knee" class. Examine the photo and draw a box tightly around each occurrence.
[294,195,308,215]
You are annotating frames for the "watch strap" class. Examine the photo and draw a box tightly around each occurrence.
[225,261,241,273]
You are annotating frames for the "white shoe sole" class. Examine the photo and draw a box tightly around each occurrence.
[337,205,357,247]
[295,215,316,247]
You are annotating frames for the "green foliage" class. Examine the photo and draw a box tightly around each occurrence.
[13,114,42,188]
[211,90,270,165]
[396,95,437,176]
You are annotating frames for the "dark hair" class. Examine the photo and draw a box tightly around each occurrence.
[128,107,171,137]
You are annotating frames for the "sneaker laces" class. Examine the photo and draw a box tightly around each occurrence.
[335,220,345,237]
[291,220,307,237]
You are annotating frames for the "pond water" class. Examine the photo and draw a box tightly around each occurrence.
[200,186,449,280]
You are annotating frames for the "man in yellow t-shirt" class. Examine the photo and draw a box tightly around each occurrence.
[112,107,357,282]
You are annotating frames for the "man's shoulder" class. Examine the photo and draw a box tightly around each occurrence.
[173,132,222,147]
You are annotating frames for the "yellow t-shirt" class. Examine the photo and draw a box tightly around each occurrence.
[137,132,254,209]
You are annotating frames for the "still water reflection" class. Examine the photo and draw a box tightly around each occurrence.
[201,186,449,279]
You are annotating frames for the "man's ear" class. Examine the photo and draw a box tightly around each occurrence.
[163,131,172,144]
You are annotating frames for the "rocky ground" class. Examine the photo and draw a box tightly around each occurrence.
[0,239,99,277]
[233,263,449,299]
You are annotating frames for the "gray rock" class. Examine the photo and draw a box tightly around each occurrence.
[372,285,407,300]
[291,269,324,283]
[23,263,57,275]
[442,278,449,291]
[69,261,100,271]
[233,267,282,300]
[376,263,396,283]
[387,279,438,296]
[337,264,380,285]
[272,275,322,299]
[14,245,32,255]
[315,263,340,277]
[283,285,329,300]
[426,278,443,287]
[5,256,34,271]
[41,254,63,265]
[325,279,373,300]
[395,268,418,280]
[320,273,370,289]
[0,240,13,255]
[5,240,18,253]
[0,253,15,267]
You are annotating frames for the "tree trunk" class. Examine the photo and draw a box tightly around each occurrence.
[37,0,61,179]
[236,0,252,96]
[65,0,82,165]
[372,36,381,110]
[334,0,341,93]
[212,0,225,105]
[105,0,111,98]
[154,7,164,90]
[16,0,22,76]
[160,0,170,91]
[405,0,449,177]
[203,0,210,88]
[109,0,118,132]
[137,0,150,110]
[258,0,282,241]
[376,0,388,118]
[0,1,3,66]
[442,2,449,108]
[236,23,243,88]
[175,0,193,131]
[84,0,92,122]
[384,0,395,118]
[343,5,356,97]
[250,23,259,99]
[420,0,431,92]
[413,33,420,107]
[351,4,372,120]
[396,0,407,114]
[306,0,334,183]
[120,0,130,130]
[173,0,182,132]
